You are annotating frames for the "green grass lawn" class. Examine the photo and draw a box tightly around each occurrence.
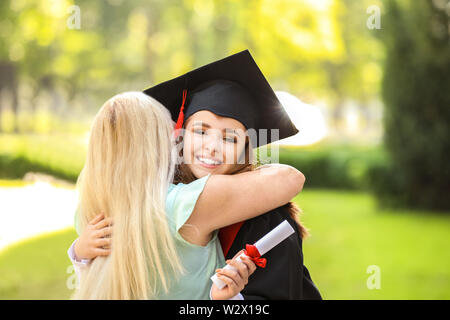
[0,228,78,299]
[297,190,450,300]
[1,189,449,299]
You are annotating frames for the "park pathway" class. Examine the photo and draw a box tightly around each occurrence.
[0,181,78,252]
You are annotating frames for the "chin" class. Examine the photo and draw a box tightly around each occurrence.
[192,164,225,177]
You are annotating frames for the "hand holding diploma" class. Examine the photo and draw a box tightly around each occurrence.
[211,220,295,290]
[210,252,256,300]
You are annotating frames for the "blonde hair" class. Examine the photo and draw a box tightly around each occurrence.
[73,92,183,299]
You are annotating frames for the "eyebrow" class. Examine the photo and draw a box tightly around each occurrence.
[192,121,241,137]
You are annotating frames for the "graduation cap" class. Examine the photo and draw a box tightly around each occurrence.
[143,49,298,147]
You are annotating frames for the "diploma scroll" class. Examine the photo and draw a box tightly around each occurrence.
[211,220,295,290]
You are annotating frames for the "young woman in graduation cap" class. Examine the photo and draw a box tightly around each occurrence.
[71,50,319,299]
[149,50,322,300]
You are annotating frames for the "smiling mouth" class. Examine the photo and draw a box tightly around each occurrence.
[195,155,223,167]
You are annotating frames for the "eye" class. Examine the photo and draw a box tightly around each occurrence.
[224,136,237,143]
[194,129,206,135]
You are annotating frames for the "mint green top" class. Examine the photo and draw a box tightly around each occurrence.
[157,173,225,299]
[74,173,225,300]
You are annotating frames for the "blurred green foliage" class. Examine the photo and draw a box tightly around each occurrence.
[0,0,383,132]
[379,0,450,211]
[279,142,388,190]
[0,134,85,181]
[2,0,446,213]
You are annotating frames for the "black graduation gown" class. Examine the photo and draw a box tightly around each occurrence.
[224,206,322,300]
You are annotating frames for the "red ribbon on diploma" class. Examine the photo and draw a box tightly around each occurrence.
[244,244,267,268]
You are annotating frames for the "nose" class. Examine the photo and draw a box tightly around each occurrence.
[202,131,223,156]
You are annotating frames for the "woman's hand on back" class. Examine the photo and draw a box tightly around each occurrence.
[74,214,113,260]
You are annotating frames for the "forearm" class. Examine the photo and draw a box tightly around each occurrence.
[196,165,305,232]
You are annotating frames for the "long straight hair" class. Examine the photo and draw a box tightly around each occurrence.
[73,92,183,299]
[174,138,309,239]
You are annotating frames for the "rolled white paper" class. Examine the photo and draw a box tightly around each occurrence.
[211,220,295,290]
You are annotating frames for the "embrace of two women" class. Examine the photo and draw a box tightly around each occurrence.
[67,50,322,300]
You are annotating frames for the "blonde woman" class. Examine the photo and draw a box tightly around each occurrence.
[70,91,305,299]
[71,91,256,300]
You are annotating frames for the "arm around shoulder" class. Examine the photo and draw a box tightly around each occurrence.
[186,165,306,234]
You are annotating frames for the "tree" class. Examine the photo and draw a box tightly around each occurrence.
[378,0,450,211]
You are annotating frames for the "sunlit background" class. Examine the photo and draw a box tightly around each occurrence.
[0,0,449,300]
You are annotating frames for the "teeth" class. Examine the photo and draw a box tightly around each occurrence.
[198,157,221,165]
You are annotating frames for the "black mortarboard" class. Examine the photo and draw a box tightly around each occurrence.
[143,49,298,147]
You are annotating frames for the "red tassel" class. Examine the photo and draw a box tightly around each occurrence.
[174,89,187,138]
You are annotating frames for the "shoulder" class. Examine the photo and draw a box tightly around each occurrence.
[165,174,211,235]
[166,174,211,212]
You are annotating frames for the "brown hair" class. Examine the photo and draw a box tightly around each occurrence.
[173,137,309,239]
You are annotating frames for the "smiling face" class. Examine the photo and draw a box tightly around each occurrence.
[182,110,248,178]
